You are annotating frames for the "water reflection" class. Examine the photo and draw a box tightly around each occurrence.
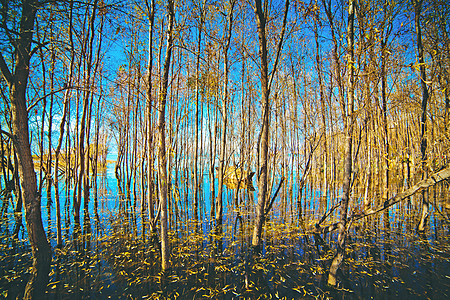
[0,163,449,299]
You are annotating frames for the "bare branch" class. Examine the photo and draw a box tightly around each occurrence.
[0,53,13,85]
[264,176,285,217]
[27,85,81,112]
[268,0,289,91]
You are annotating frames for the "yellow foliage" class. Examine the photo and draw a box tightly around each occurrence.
[220,166,255,191]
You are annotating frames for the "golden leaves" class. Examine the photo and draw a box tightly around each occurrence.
[220,166,256,191]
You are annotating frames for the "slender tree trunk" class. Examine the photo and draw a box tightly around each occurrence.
[144,0,156,233]
[158,0,174,271]
[252,0,289,249]
[75,0,99,229]
[252,0,270,249]
[216,0,235,228]
[328,0,355,286]
[415,0,429,232]
[54,44,73,247]
[314,5,328,208]
[46,45,55,232]
[193,4,204,224]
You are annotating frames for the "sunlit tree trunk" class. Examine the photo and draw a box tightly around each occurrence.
[144,0,156,233]
[328,0,355,286]
[252,0,289,249]
[216,0,235,228]
[0,0,51,298]
[193,2,205,224]
[158,0,174,271]
[251,0,270,249]
[313,4,328,209]
[415,0,430,232]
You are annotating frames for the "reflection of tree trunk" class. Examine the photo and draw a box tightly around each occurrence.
[414,0,429,232]
[0,1,52,297]
[158,0,174,271]
[328,0,355,286]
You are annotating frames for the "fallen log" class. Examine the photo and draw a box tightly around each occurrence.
[314,166,450,235]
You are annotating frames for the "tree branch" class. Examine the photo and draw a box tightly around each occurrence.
[27,85,77,112]
[0,52,13,85]
[264,176,285,217]
[0,129,13,140]
[268,0,289,91]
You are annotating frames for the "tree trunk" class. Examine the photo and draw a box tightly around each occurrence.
[314,5,328,209]
[54,68,72,247]
[215,0,235,228]
[158,0,174,271]
[193,4,204,224]
[0,1,51,298]
[251,0,270,249]
[144,0,156,233]
[328,0,355,286]
[415,0,430,232]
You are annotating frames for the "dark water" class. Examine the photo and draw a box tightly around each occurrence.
[1,164,449,299]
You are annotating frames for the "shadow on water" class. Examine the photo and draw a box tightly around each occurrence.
[0,167,449,299]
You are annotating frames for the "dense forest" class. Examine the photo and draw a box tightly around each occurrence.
[1,0,449,299]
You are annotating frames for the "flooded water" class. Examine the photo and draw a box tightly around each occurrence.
[1,163,449,299]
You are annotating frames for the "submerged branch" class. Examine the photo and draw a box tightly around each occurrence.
[264,176,285,217]
[316,201,341,227]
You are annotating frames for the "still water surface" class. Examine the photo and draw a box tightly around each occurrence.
[1,163,449,299]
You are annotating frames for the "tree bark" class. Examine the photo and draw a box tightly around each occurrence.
[313,3,328,209]
[252,0,271,249]
[328,0,355,286]
[251,0,289,250]
[193,2,205,224]
[216,0,235,228]
[414,0,430,232]
[144,0,156,233]
[0,1,51,298]
[158,0,174,271]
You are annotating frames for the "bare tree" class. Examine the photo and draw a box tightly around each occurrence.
[252,0,289,249]
[415,0,430,232]
[158,0,175,271]
[0,0,51,298]
[328,0,355,286]
[216,0,236,228]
